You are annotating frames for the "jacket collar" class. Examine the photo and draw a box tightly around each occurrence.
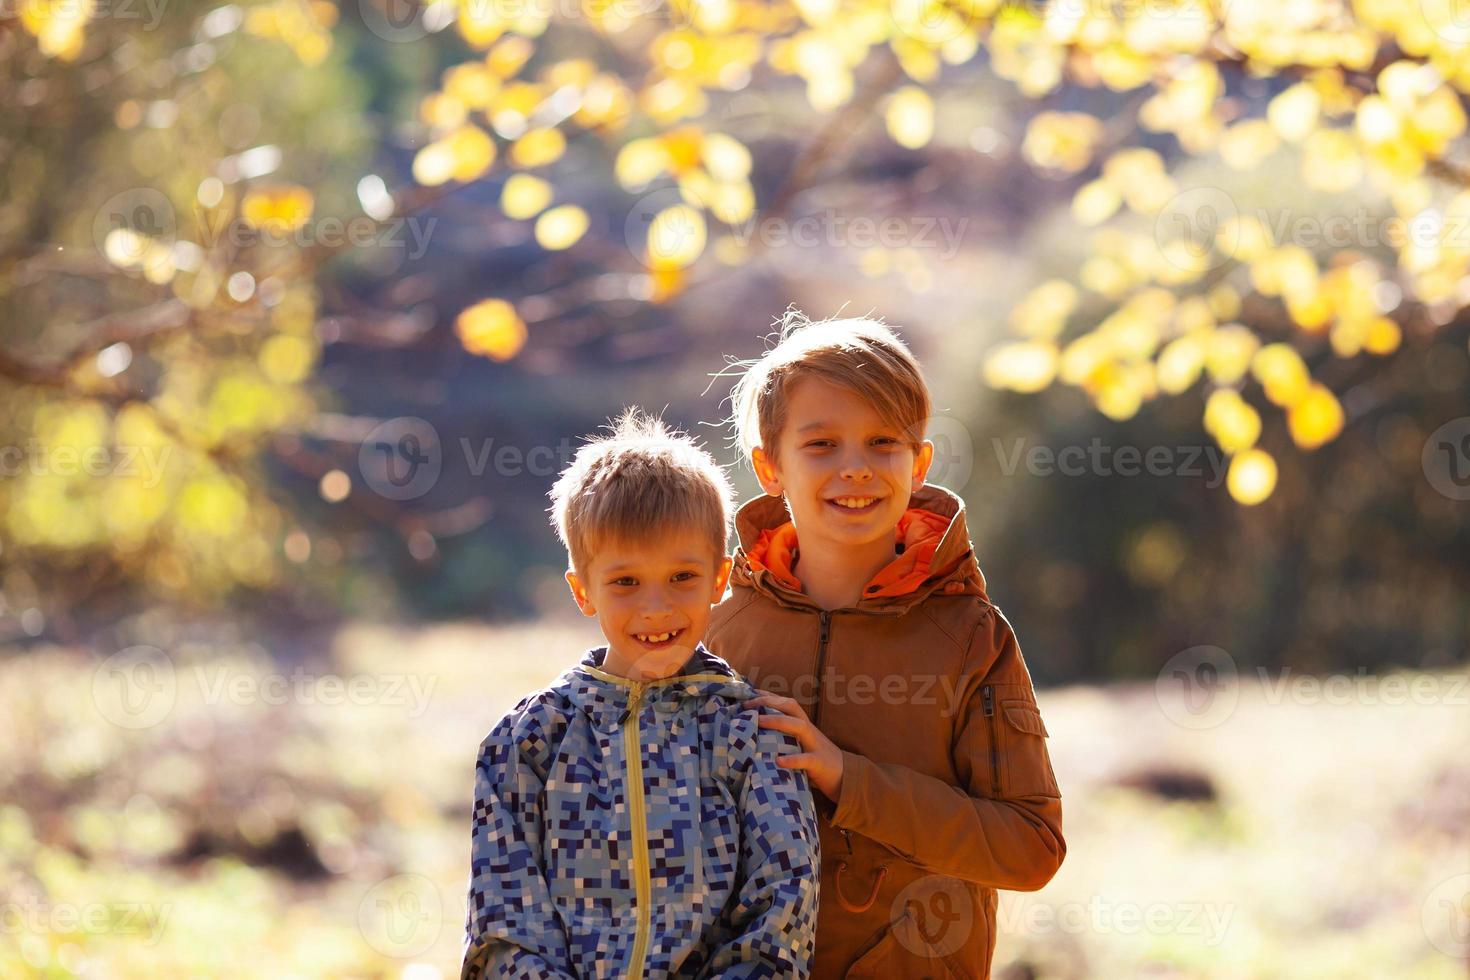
[729,482,989,615]
[567,643,755,731]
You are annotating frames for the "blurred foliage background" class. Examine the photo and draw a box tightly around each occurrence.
[1,0,1468,975]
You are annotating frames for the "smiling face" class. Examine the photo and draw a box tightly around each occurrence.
[752,375,934,553]
[565,530,733,682]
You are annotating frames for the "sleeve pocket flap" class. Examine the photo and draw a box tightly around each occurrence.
[1002,701,1049,738]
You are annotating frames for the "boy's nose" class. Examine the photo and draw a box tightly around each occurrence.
[640,599,675,620]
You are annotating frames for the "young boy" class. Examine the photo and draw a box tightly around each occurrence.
[706,311,1066,979]
[461,409,821,979]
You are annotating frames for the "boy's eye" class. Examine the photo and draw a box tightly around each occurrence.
[610,576,637,587]
[672,571,699,582]
[803,440,833,449]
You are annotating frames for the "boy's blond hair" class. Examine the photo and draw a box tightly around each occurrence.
[726,307,932,465]
[548,408,735,576]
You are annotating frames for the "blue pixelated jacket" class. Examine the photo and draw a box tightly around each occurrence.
[461,644,820,979]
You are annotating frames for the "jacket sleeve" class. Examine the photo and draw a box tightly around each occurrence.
[461,711,577,980]
[704,715,821,978]
[827,603,1066,891]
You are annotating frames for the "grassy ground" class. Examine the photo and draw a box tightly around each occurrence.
[1,619,1465,978]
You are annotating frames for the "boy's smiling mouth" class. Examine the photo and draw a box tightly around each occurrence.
[631,627,686,649]
[826,495,883,514]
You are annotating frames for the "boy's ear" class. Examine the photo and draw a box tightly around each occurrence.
[751,446,783,497]
[564,570,597,617]
[912,439,935,490]
[711,556,733,600]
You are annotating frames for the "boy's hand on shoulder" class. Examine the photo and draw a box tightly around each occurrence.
[745,690,844,803]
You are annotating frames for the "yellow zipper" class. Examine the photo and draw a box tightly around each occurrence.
[582,665,741,979]
[623,680,651,980]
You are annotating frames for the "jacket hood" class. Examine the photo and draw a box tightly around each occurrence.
[729,482,989,615]
[566,643,756,731]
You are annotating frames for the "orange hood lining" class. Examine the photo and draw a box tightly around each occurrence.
[744,507,961,599]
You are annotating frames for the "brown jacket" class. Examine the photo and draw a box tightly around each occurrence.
[705,483,1065,979]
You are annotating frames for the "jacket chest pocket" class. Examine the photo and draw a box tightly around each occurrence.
[984,686,1061,799]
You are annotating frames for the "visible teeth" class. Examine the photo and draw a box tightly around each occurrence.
[832,496,877,509]
[636,631,677,642]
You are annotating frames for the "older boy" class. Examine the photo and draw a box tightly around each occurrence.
[707,312,1066,979]
[462,409,820,979]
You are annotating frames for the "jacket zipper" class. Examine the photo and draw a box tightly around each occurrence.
[982,684,999,796]
[810,610,832,727]
[622,682,651,979]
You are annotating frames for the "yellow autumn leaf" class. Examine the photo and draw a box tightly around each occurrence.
[701,133,752,181]
[510,128,566,168]
[645,204,706,270]
[1010,280,1078,338]
[1227,448,1277,505]
[534,205,589,250]
[706,181,755,224]
[1219,120,1279,171]
[1250,343,1310,407]
[1204,389,1261,453]
[443,63,500,110]
[886,87,935,150]
[500,174,553,219]
[659,127,706,176]
[413,125,496,186]
[1072,179,1121,226]
[983,341,1059,393]
[456,299,527,361]
[1022,112,1104,173]
[458,3,505,48]
[1287,383,1344,449]
[1205,324,1260,384]
[1267,84,1320,143]
[1155,335,1206,394]
[486,35,535,77]
[615,138,668,190]
[258,334,316,385]
[19,0,95,60]
[241,185,314,233]
[1364,315,1402,354]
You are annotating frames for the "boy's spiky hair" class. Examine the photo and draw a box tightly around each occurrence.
[547,407,735,576]
[724,306,932,465]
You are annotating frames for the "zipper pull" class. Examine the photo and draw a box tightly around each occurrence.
[819,610,831,643]
[982,684,994,717]
[617,683,644,726]
[842,828,854,855]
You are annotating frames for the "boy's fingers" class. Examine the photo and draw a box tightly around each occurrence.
[755,712,803,732]
[755,713,813,745]
[775,752,820,770]
[749,693,810,721]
